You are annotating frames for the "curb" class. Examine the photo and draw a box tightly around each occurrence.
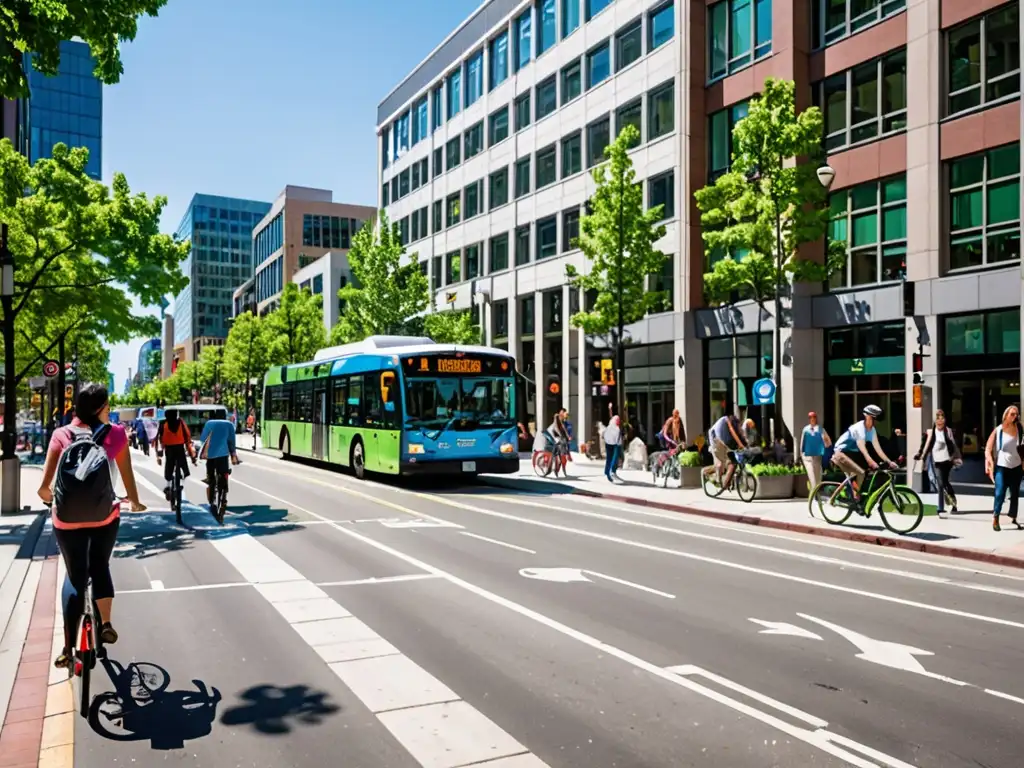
[483,477,1024,571]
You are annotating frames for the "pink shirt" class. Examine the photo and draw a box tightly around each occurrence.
[48,419,128,529]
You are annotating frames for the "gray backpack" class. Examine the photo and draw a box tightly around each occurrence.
[53,425,116,525]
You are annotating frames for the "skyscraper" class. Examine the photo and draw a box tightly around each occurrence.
[22,40,102,179]
[137,338,161,383]
[172,194,272,363]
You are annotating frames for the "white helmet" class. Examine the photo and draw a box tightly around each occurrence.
[862,404,883,419]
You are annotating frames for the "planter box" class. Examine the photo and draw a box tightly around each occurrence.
[792,474,810,498]
[680,466,702,488]
[755,474,795,500]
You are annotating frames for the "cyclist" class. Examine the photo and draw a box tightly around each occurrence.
[831,404,898,514]
[544,409,571,476]
[199,416,239,511]
[155,408,197,500]
[658,410,685,451]
[707,413,747,490]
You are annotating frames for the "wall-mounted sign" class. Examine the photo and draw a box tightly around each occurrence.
[751,378,776,405]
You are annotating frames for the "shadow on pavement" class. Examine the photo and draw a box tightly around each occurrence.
[0,514,47,559]
[112,505,303,560]
[219,684,340,734]
[89,658,221,749]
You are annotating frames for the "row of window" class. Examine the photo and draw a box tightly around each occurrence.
[382,0,674,170]
[254,214,283,266]
[947,3,1019,118]
[256,256,284,304]
[266,374,399,430]
[300,215,364,250]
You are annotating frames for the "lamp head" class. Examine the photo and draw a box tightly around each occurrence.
[816,164,836,190]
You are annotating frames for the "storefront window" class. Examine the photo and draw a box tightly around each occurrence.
[945,309,1020,355]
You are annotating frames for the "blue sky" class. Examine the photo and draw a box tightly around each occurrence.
[105,0,481,389]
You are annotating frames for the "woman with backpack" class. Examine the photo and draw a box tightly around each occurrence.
[914,409,962,516]
[36,385,147,669]
[984,405,1024,532]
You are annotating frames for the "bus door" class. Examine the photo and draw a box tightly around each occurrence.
[312,385,327,461]
[378,371,399,473]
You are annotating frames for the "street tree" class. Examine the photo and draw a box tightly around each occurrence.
[565,123,668,421]
[330,212,429,345]
[265,283,325,365]
[423,305,480,345]
[222,310,271,416]
[694,77,845,444]
[198,344,224,399]
[146,348,163,380]
[0,0,169,99]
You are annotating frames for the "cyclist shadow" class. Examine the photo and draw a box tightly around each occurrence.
[219,683,341,734]
[88,658,222,750]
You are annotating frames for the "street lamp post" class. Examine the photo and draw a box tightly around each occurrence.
[1,223,19,514]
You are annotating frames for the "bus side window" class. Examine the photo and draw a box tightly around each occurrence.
[347,378,363,427]
[332,377,348,425]
[363,373,383,427]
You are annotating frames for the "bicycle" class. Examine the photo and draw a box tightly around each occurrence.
[702,449,757,503]
[651,445,682,487]
[533,434,568,478]
[210,468,228,526]
[809,457,924,534]
[71,575,106,718]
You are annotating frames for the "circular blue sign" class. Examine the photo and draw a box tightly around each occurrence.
[752,377,776,405]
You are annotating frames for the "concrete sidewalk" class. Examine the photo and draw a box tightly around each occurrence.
[484,457,1024,569]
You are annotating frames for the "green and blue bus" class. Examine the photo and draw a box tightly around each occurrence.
[261,336,519,478]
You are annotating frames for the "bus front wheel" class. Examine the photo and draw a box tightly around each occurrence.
[280,429,291,460]
[351,439,366,480]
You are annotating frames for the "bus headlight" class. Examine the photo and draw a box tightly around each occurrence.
[408,443,425,454]
[499,442,515,454]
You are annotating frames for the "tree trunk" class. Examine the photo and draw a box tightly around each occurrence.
[755,302,765,438]
[772,203,788,447]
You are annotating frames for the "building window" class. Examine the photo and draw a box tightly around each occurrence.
[382,183,389,207]
[587,42,611,89]
[489,106,510,145]
[515,156,532,198]
[521,295,536,335]
[649,2,675,50]
[947,4,1020,117]
[708,101,748,181]
[391,177,399,203]
[563,0,580,37]
[433,147,443,178]
[433,200,443,233]
[562,131,583,177]
[494,299,509,338]
[828,175,907,288]
[948,144,1021,271]
[490,32,509,89]
[491,234,510,272]
[516,9,532,71]
[432,86,443,130]
[813,0,905,49]
[708,0,773,80]
[413,96,428,144]
[537,0,556,55]
[465,121,484,158]
[490,167,509,209]
[446,192,461,227]
[537,216,558,259]
[616,99,642,146]
[431,256,442,290]
[411,208,422,242]
[515,92,532,130]
[397,216,410,246]
[447,69,462,119]
[393,111,410,160]
[587,116,610,167]
[536,144,558,188]
[650,258,674,312]
[815,48,906,151]
[381,128,390,170]
[398,170,411,198]
[586,0,612,21]
[616,21,643,72]
[411,162,422,191]
[515,225,531,266]
[466,51,484,108]
[562,208,580,252]
[562,59,582,104]
[464,180,482,220]
[648,171,675,220]
[648,81,675,140]
[466,244,481,279]
[537,76,558,119]
[447,251,461,284]
[446,137,461,170]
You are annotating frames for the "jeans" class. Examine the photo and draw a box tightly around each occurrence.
[604,444,620,479]
[54,519,120,652]
[993,465,1023,520]
[932,460,957,513]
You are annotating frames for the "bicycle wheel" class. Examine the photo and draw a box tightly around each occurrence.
[651,459,661,486]
[534,452,553,478]
[812,482,854,525]
[702,466,725,498]
[877,485,924,535]
[736,466,757,503]
[173,475,183,524]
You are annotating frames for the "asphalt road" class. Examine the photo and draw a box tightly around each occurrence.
[71,448,1024,768]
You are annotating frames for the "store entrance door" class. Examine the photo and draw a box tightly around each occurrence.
[946,376,1020,482]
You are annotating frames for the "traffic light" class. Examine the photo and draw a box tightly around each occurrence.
[912,352,923,385]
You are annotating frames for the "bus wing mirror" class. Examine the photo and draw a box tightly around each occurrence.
[380,372,396,403]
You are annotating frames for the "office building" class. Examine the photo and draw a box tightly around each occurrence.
[232,185,373,317]
[293,252,353,333]
[22,40,102,179]
[137,338,161,383]
[172,194,272,363]
[376,0,1022,485]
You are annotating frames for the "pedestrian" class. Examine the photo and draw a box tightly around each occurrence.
[800,412,831,491]
[914,409,961,516]
[659,409,685,450]
[984,405,1024,531]
[603,415,622,483]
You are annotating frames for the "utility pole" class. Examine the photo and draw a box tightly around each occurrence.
[615,163,625,429]
[57,336,66,424]
[244,322,256,451]
[1,223,20,513]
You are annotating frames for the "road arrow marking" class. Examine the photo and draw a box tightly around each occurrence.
[519,567,591,583]
[749,619,823,641]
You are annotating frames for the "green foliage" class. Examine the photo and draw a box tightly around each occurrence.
[423,307,480,345]
[0,140,188,387]
[197,344,224,390]
[566,124,669,336]
[0,0,169,99]
[694,78,846,307]
[222,311,270,390]
[265,283,325,365]
[679,450,702,468]
[749,462,805,476]
[330,212,429,345]
[145,348,162,380]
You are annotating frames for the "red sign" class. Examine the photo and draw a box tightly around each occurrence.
[42,360,60,378]
[548,382,560,395]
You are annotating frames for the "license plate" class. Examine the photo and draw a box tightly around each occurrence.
[462,461,477,472]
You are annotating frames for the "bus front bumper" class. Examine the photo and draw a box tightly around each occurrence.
[400,456,520,475]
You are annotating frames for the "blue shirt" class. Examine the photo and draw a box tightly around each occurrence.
[200,419,236,459]
[834,420,875,454]
[709,416,736,446]
[801,425,826,457]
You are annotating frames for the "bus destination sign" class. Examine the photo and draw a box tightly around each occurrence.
[405,355,511,376]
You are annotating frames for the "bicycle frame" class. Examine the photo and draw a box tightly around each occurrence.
[828,468,896,511]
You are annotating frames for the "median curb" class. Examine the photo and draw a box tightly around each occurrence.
[481,477,1024,572]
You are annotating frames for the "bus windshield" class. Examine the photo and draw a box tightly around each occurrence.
[404,376,514,430]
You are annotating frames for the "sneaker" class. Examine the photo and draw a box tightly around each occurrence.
[994,519,1002,532]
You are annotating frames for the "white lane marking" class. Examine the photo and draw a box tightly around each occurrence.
[520,567,590,582]
[586,570,675,599]
[118,581,250,595]
[149,580,165,591]
[749,619,823,641]
[206,518,546,768]
[460,532,537,554]
[131,469,165,499]
[228,478,920,768]
[985,688,1024,705]
[315,574,441,587]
